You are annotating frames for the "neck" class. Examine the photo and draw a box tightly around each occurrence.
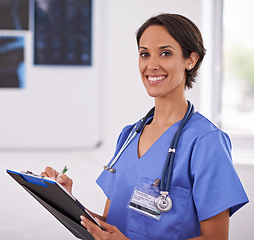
[152,96,188,127]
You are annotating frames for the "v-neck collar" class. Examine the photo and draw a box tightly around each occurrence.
[136,118,181,160]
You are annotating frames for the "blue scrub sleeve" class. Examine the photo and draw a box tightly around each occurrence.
[96,124,135,200]
[191,130,249,222]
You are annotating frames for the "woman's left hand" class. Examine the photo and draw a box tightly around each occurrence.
[80,216,130,240]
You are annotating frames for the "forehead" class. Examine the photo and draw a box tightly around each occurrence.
[139,25,180,48]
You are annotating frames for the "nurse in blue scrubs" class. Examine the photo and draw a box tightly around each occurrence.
[42,13,249,240]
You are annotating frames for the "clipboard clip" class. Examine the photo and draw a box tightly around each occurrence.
[21,170,44,178]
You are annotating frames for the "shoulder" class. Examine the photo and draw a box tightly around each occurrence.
[187,112,233,174]
[113,123,137,153]
[188,112,231,146]
[189,112,223,135]
[117,123,136,142]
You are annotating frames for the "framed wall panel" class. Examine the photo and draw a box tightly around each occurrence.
[0,36,25,88]
[0,0,29,30]
[34,0,92,65]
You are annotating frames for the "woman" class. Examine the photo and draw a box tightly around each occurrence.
[42,14,248,240]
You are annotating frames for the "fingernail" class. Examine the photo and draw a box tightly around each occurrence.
[52,169,56,178]
[56,177,62,182]
[80,215,85,220]
[81,220,85,226]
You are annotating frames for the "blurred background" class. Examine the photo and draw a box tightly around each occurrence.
[0,0,253,239]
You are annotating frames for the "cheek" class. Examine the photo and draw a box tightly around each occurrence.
[139,60,146,74]
[165,62,185,76]
[139,63,147,85]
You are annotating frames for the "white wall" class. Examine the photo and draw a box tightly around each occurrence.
[1,0,252,239]
[100,0,203,152]
[0,0,103,149]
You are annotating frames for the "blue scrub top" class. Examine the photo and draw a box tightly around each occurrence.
[97,112,249,240]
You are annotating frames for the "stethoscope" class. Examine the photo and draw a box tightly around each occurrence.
[104,101,194,213]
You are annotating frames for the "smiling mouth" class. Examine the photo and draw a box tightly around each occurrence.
[147,75,167,82]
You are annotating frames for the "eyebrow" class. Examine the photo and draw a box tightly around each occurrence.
[160,45,175,50]
[139,45,175,50]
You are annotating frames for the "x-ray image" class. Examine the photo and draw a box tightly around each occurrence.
[0,0,29,30]
[0,36,25,88]
[34,0,92,65]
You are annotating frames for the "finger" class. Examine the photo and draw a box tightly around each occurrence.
[96,219,116,233]
[80,216,104,238]
[56,173,72,185]
[53,172,73,194]
[40,171,47,177]
[45,166,59,178]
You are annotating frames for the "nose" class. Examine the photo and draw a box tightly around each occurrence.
[147,56,160,71]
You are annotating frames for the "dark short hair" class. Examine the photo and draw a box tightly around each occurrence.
[136,13,206,89]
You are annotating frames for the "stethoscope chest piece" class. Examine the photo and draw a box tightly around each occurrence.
[155,191,172,212]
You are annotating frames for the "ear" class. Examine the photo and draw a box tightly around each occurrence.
[186,52,199,70]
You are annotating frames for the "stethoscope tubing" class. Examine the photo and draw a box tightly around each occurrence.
[104,101,194,196]
[104,101,194,213]
[161,102,194,192]
[105,107,155,172]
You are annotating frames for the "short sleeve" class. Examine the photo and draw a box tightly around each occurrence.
[191,130,249,222]
[96,124,135,199]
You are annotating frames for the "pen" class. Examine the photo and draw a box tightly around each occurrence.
[57,165,69,177]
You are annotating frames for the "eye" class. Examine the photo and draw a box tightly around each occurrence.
[161,51,171,57]
[140,52,149,58]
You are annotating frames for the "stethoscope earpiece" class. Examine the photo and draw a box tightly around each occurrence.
[103,165,109,170]
[103,165,116,173]
[109,168,116,173]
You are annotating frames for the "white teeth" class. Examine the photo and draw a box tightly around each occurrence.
[148,76,166,81]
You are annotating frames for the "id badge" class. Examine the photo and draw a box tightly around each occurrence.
[128,177,161,220]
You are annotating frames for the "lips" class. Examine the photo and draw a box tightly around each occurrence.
[146,75,167,84]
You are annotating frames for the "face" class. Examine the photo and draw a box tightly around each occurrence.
[138,25,190,99]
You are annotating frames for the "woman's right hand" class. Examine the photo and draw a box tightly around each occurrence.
[41,166,73,194]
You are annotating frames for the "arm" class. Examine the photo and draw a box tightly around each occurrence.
[86,198,110,222]
[188,209,230,240]
[103,198,111,219]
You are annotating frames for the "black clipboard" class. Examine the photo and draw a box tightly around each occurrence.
[6,169,100,240]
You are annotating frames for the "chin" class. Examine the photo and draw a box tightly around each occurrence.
[145,90,163,98]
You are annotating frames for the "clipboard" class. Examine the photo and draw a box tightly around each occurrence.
[6,169,100,240]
